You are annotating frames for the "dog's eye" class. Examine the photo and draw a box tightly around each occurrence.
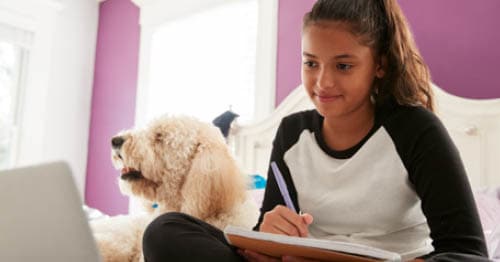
[154,133,163,143]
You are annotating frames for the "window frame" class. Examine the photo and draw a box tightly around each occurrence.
[0,41,29,169]
[0,0,62,168]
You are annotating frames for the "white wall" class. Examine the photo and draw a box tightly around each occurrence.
[0,0,99,197]
[43,0,99,196]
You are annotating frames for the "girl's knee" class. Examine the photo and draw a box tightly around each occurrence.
[143,212,196,260]
[142,212,242,261]
[143,212,192,241]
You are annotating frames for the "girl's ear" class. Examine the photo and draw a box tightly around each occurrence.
[375,55,387,78]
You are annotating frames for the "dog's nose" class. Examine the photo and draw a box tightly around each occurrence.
[111,136,125,148]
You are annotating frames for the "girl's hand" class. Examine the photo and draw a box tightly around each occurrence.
[259,205,314,237]
[239,206,314,261]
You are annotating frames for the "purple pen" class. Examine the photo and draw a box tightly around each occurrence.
[270,161,298,213]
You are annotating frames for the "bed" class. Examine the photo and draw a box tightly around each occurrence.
[231,83,500,260]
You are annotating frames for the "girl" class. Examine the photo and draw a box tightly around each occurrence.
[142,0,488,261]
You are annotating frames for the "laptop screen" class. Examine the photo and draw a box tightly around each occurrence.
[0,161,101,262]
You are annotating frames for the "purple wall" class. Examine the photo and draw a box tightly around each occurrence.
[85,0,140,215]
[399,0,500,99]
[276,0,500,104]
[276,0,316,105]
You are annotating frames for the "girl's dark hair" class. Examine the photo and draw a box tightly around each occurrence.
[303,0,434,111]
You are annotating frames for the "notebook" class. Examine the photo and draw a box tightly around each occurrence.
[0,161,102,262]
[224,226,402,262]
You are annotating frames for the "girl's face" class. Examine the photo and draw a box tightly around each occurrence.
[301,22,384,120]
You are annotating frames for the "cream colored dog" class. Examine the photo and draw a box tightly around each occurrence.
[90,115,259,262]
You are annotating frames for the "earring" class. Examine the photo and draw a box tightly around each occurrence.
[370,86,379,104]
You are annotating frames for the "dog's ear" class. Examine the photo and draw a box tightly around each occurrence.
[180,141,246,220]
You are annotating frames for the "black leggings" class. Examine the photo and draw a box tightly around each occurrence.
[142,212,244,262]
[142,212,492,262]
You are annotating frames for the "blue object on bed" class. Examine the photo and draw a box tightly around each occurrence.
[250,174,266,189]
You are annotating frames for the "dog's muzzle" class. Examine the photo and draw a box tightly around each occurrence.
[121,167,144,181]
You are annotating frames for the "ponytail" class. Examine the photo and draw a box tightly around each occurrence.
[379,0,434,111]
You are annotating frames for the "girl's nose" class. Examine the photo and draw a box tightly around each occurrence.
[317,68,335,89]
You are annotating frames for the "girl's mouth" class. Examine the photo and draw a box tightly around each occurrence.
[316,94,343,103]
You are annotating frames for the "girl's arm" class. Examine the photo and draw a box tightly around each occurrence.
[403,111,488,257]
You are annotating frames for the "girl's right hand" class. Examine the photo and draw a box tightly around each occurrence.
[258,205,314,237]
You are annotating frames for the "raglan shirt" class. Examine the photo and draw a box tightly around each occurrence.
[253,101,488,260]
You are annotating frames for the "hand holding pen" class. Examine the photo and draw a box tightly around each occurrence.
[258,162,314,238]
[238,162,316,261]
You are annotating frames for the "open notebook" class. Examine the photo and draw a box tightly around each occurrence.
[224,226,401,262]
[0,161,101,262]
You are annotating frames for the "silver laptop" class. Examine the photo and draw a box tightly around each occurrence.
[0,161,102,262]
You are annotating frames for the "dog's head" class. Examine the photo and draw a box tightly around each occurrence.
[111,115,247,218]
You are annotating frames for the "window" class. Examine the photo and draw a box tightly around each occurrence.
[136,0,277,127]
[145,1,257,123]
[0,33,28,170]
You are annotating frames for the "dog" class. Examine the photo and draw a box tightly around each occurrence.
[91,115,259,262]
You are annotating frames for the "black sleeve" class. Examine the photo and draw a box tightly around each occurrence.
[389,108,488,257]
[253,117,300,231]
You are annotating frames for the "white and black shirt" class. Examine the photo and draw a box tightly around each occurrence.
[254,101,487,260]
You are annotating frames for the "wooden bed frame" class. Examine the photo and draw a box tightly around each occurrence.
[232,84,500,189]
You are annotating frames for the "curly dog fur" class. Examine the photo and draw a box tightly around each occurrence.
[91,115,259,262]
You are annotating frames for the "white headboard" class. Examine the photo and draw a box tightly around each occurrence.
[232,84,500,189]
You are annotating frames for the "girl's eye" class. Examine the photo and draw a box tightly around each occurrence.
[337,63,352,71]
[303,61,317,68]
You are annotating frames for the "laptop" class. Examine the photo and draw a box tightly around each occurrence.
[0,161,102,262]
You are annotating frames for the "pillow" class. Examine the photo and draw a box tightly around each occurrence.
[474,187,500,259]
